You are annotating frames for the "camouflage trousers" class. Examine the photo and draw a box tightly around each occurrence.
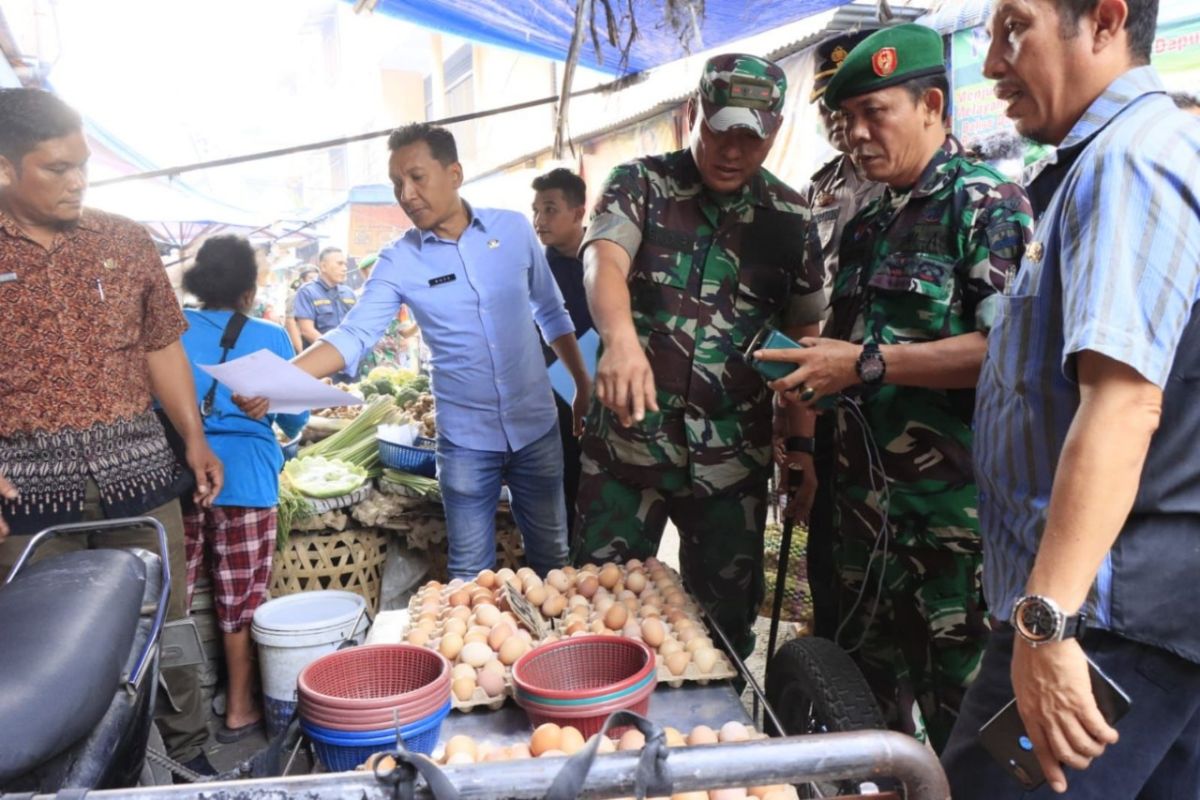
[832,532,990,752]
[572,453,767,659]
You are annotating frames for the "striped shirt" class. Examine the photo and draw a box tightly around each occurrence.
[974,67,1200,630]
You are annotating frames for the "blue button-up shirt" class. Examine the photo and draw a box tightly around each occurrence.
[974,67,1200,630]
[323,204,575,453]
[293,279,357,334]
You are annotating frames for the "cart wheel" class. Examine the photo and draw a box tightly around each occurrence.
[765,636,885,737]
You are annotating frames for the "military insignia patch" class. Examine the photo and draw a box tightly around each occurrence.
[831,45,849,66]
[816,192,836,207]
[872,47,898,77]
[488,239,500,249]
[1027,242,1044,263]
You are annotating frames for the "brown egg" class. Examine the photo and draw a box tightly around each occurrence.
[640,602,662,618]
[589,619,608,634]
[525,584,548,607]
[761,792,791,800]
[594,595,614,615]
[445,751,475,765]
[604,604,628,630]
[659,639,683,657]
[577,575,600,598]
[452,675,477,702]
[580,563,600,574]
[482,747,510,762]
[710,789,747,800]
[443,617,468,637]
[568,594,590,610]
[516,567,536,582]
[439,632,464,660]
[499,635,529,665]
[474,603,502,627]
[406,628,430,647]
[626,558,643,571]
[665,651,691,676]
[464,628,489,646]
[470,589,494,607]
[622,621,642,640]
[598,564,622,590]
[589,734,617,754]
[718,721,749,743]
[542,594,567,617]
[617,729,646,751]
[685,636,713,654]
[461,641,492,668]
[530,723,563,756]
[546,569,570,593]
[477,667,506,698]
[687,725,718,746]
[481,658,506,677]
[444,734,478,762]
[641,618,666,648]
[693,647,719,674]
[565,620,588,635]
[670,793,709,800]
[559,726,586,755]
[477,569,497,589]
[448,590,471,608]
[679,627,701,645]
[748,786,789,799]
[488,622,514,650]
[663,727,687,747]
[416,617,437,633]
[538,749,567,758]
[450,605,473,622]
[625,572,647,594]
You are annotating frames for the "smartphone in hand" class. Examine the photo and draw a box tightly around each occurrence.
[742,326,805,381]
[978,656,1132,791]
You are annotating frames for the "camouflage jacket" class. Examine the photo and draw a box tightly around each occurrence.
[581,148,824,496]
[827,135,1034,552]
[804,153,885,298]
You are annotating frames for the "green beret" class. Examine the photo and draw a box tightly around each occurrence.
[823,23,946,110]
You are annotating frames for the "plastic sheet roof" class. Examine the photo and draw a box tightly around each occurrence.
[353,0,859,73]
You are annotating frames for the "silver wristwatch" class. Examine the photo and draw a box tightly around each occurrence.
[1011,595,1087,647]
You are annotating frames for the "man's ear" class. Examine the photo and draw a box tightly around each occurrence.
[1091,0,1131,56]
[450,162,464,189]
[686,95,698,128]
[924,87,946,127]
[572,204,586,226]
[0,155,16,190]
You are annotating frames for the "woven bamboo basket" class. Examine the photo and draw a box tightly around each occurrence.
[270,527,388,614]
[423,521,526,583]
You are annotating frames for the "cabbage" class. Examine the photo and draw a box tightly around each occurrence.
[284,456,368,499]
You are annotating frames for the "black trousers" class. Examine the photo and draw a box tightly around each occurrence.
[807,413,839,639]
[555,392,582,547]
[942,624,1200,799]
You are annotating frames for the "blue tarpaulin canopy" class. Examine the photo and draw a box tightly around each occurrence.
[352,0,857,73]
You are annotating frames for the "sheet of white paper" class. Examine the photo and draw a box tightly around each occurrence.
[199,349,363,414]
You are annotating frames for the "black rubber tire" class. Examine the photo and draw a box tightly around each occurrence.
[765,636,886,737]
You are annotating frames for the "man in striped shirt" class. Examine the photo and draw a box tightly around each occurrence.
[941,0,1200,796]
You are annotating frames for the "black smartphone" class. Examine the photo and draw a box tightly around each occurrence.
[978,656,1132,791]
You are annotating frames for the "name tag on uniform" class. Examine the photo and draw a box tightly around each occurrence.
[0,272,16,284]
[429,274,457,287]
[313,298,332,306]
[341,297,356,305]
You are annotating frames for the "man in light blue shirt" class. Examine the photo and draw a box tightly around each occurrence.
[941,0,1200,796]
[278,123,589,580]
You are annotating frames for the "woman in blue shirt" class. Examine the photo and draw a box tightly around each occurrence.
[180,235,308,743]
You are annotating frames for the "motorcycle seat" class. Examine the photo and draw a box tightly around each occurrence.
[0,549,147,785]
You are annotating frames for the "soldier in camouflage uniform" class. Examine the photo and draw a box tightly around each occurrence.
[574,54,825,658]
[755,25,1034,750]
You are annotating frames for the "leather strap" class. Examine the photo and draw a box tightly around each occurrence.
[545,711,671,800]
[374,750,460,800]
[201,312,250,417]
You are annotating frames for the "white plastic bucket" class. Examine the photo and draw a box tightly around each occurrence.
[252,590,370,734]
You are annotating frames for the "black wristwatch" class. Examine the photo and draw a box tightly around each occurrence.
[856,342,886,386]
[1011,595,1088,647]
[784,436,815,455]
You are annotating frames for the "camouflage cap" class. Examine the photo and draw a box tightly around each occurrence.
[810,28,878,103]
[698,53,787,139]
[823,24,946,110]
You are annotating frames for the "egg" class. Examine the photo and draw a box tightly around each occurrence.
[687,725,718,746]
[710,789,747,800]
[452,675,477,701]
[594,596,614,615]
[589,734,617,754]
[488,622,514,650]
[525,584,548,607]
[565,620,588,635]
[470,589,493,607]
[416,617,437,633]
[748,786,789,799]
[666,591,687,607]
[516,567,536,581]
[450,605,473,622]
[474,603,501,627]
[542,594,567,617]
[499,635,529,665]
[659,639,683,657]
[639,618,666,647]
[617,729,646,751]
[481,658,506,677]
[365,752,397,771]
[444,734,478,762]
[577,575,600,598]
[461,641,492,668]
[558,726,586,755]
[477,667,506,698]
[685,637,713,654]
[625,572,647,594]
[439,632,464,660]
[718,721,750,743]
[452,662,476,681]
[665,651,691,676]
[406,628,430,647]
[670,793,709,800]
[482,747,510,762]
[568,594,590,610]
[640,602,662,618]
[761,792,791,800]
[539,749,567,758]
[530,723,563,756]
[604,604,628,630]
[464,628,489,646]
[663,727,687,747]
[589,619,608,634]
[693,647,719,674]
[546,569,570,593]
[622,621,642,640]
[477,569,497,589]
[443,617,467,636]
[598,564,622,590]
[509,743,532,760]
[496,567,515,582]
[678,627,701,645]
[448,590,471,607]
